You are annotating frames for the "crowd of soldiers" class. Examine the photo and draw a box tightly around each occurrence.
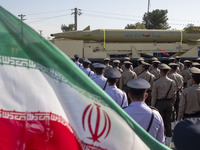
[74,54,200,149]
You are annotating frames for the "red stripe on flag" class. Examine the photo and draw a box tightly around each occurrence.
[0,110,81,150]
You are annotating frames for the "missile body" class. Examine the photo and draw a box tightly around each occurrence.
[51,29,200,43]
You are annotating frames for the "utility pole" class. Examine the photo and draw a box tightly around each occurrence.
[147,0,150,13]
[71,8,82,30]
[18,14,26,47]
[38,30,43,36]
[18,14,26,21]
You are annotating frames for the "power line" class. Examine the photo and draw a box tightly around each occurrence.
[83,9,141,18]
[83,13,142,22]
[23,8,200,26]
[83,9,200,24]
[26,9,71,16]
[83,13,195,26]
[26,14,71,23]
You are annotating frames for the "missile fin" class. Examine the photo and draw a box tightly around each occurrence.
[83,25,90,31]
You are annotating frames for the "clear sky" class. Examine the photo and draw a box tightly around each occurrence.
[1,0,200,39]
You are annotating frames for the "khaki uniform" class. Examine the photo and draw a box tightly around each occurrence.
[176,67,181,74]
[120,64,133,72]
[180,68,191,87]
[168,67,180,74]
[152,76,176,106]
[150,68,160,80]
[151,76,176,137]
[177,62,184,72]
[178,84,200,120]
[168,72,184,92]
[114,66,123,73]
[186,78,193,87]
[105,64,113,71]
[134,65,143,75]
[168,72,184,120]
[138,71,155,91]
[149,64,154,72]
[119,69,137,90]
[138,70,155,106]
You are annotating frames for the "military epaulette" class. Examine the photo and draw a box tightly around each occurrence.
[149,106,158,111]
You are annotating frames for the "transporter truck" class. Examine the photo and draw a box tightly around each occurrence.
[50,27,200,59]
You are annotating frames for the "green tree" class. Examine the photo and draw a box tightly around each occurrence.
[183,24,200,32]
[61,24,75,32]
[125,22,146,29]
[143,9,170,29]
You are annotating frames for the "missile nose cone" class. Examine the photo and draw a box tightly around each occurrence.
[50,34,54,37]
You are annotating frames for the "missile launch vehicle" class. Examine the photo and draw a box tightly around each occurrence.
[50,26,200,59]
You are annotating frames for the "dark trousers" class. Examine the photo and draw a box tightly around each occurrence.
[174,91,181,120]
[155,99,173,137]
[123,85,131,105]
[145,90,151,106]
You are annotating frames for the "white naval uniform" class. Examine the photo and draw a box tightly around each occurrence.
[124,102,165,144]
[105,85,128,108]
[82,68,95,79]
[93,75,108,90]
[75,61,83,69]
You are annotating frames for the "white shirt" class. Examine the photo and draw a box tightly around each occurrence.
[82,68,95,79]
[74,61,83,69]
[93,75,108,89]
[105,85,128,108]
[124,102,165,144]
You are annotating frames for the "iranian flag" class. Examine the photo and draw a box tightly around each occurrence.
[0,6,170,150]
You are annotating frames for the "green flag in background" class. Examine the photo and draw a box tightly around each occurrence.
[0,6,170,150]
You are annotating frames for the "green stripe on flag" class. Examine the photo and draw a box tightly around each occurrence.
[0,6,171,150]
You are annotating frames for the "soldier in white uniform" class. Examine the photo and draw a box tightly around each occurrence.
[74,54,83,69]
[124,78,165,144]
[92,63,108,90]
[104,68,128,108]
[82,58,95,79]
